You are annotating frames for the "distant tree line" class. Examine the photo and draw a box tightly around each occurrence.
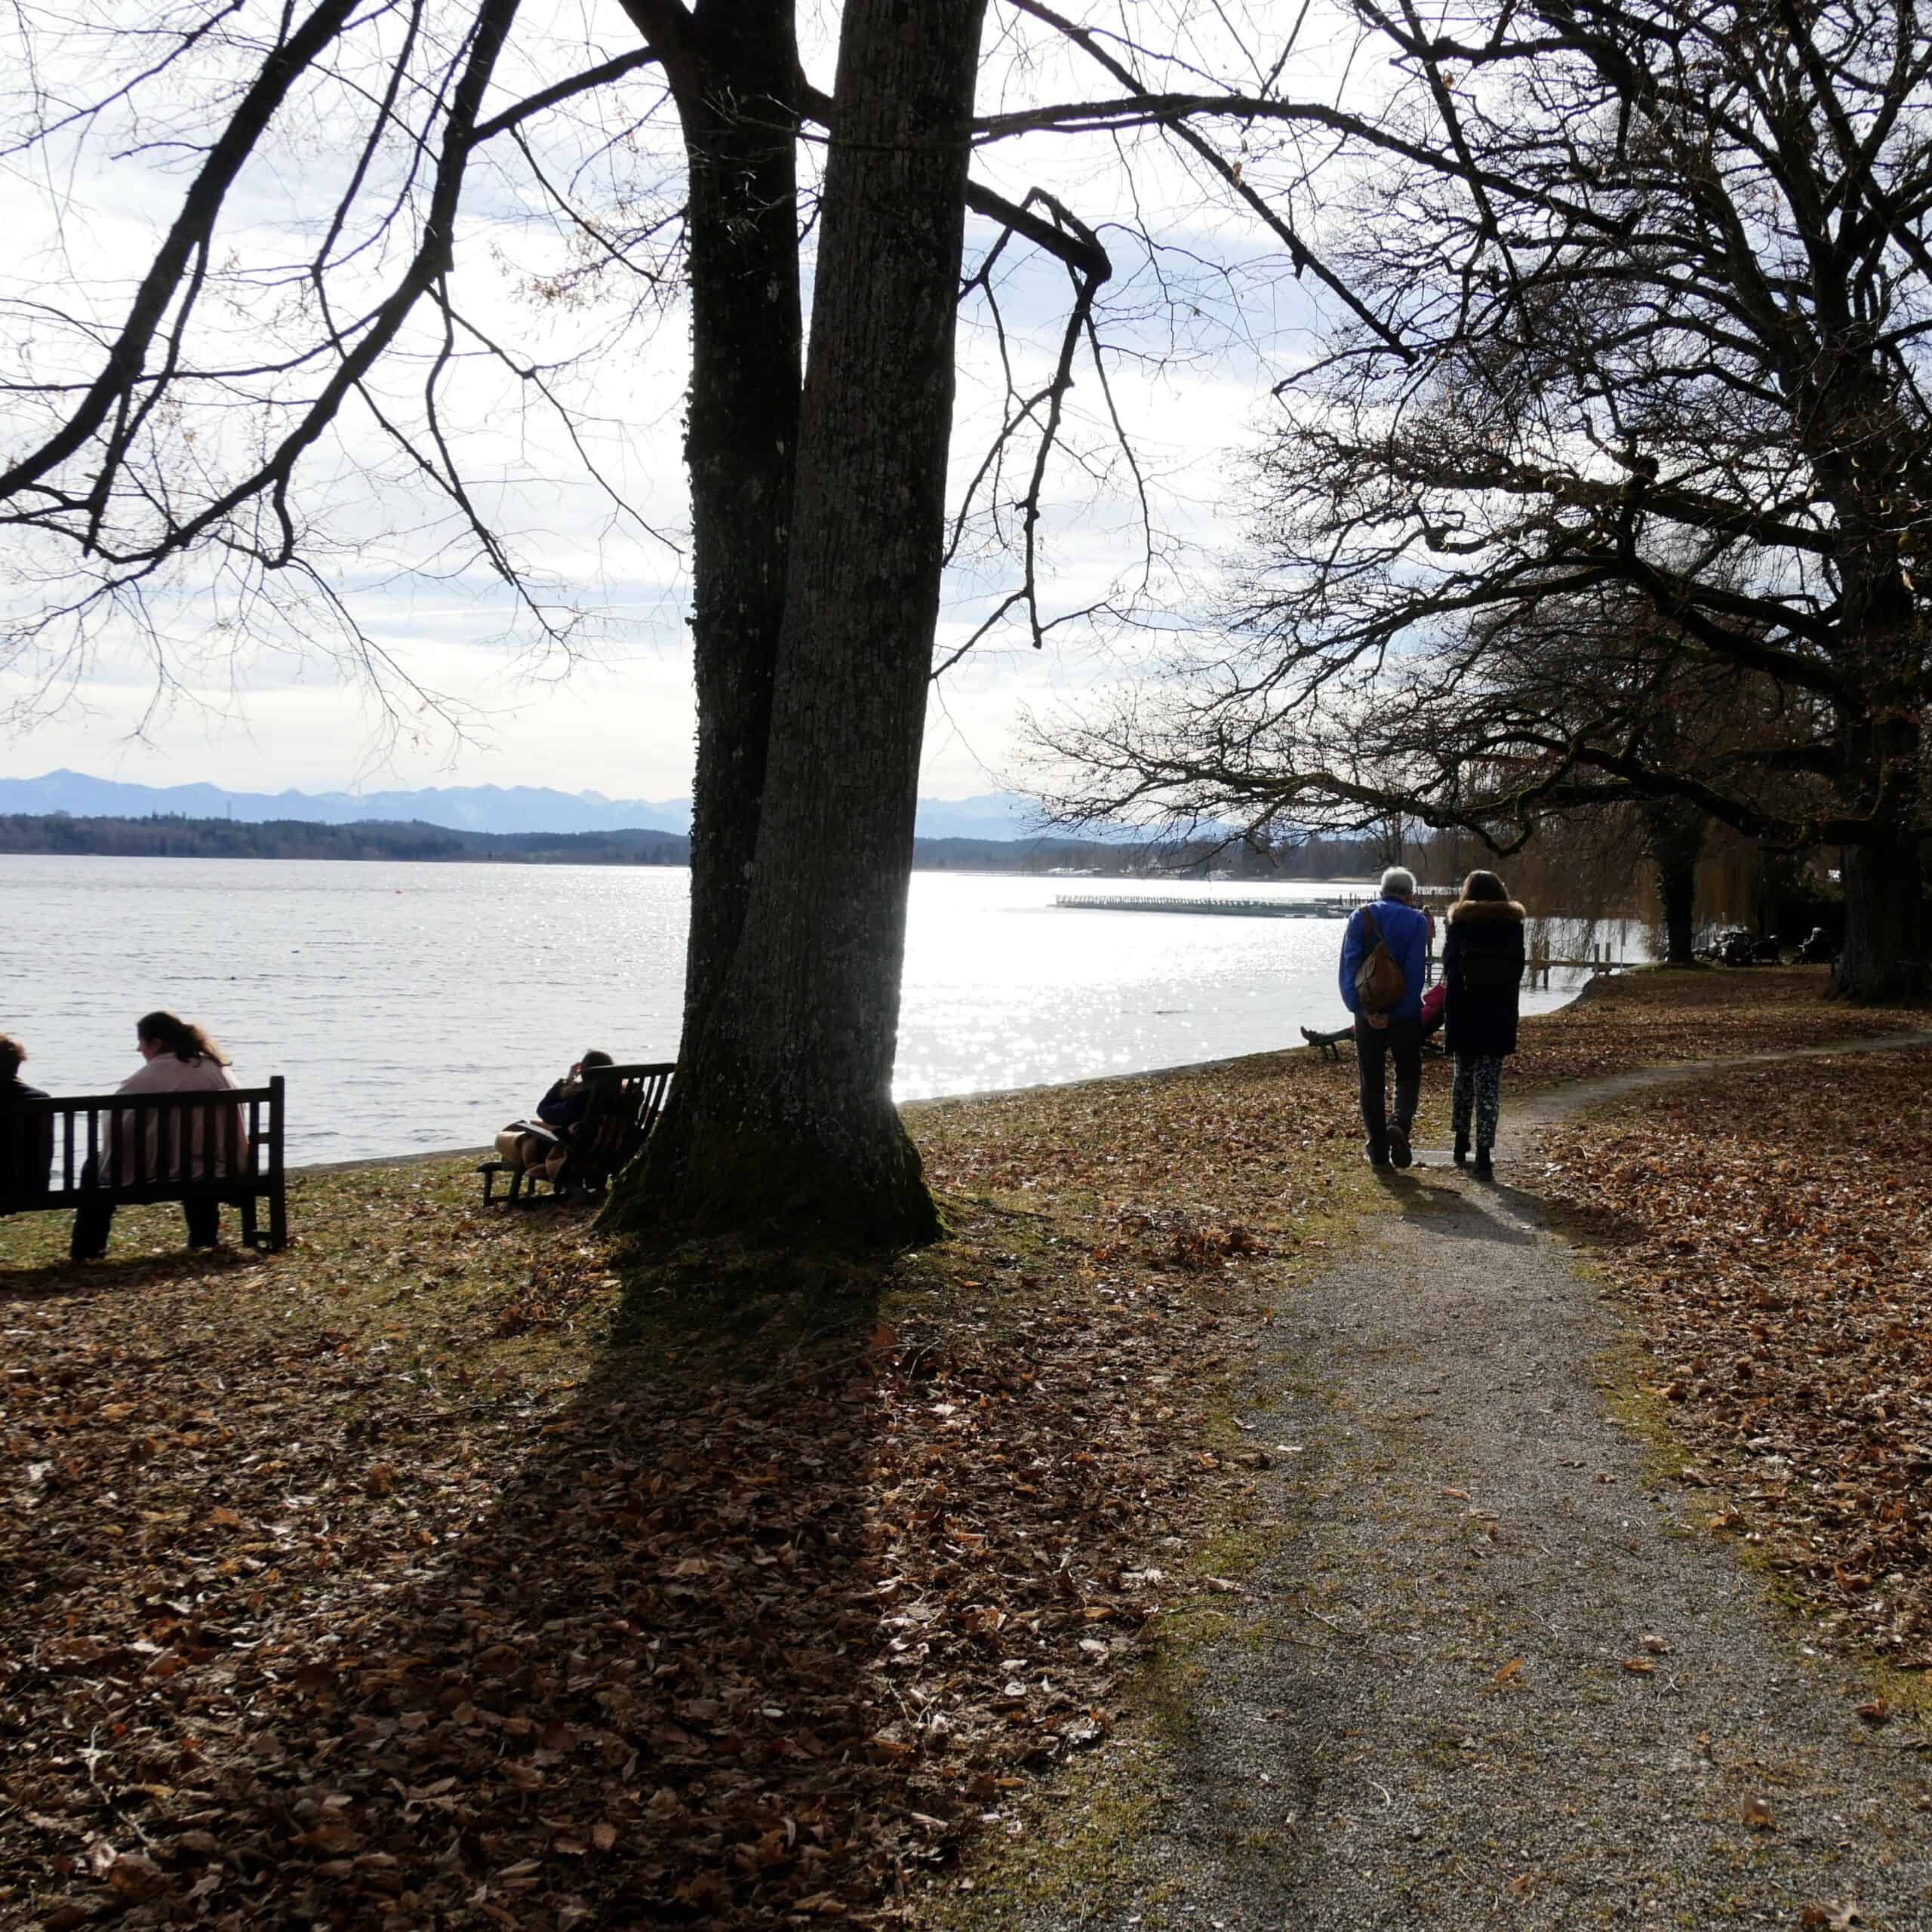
[0,812,1395,879]
[0,814,693,865]
[1392,805,1854,957]
[0,811,1408,881]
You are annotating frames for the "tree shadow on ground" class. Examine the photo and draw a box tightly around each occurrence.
[0,1242,258,1305]
[2,1208,1156,1930]
[4,1239,927,1926]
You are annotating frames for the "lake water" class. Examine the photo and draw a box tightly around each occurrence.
[1,858,1636,1164]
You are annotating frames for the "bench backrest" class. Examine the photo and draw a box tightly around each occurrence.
[1,1078,285,1208]
[571,1062,675,1186]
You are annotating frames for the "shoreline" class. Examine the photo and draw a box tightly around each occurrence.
[0,847,1382,886]
[291,977,1614,1176]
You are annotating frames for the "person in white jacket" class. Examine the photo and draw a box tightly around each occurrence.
[70,1011,248,1261]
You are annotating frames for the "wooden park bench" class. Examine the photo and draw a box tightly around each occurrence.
[479,1060,675,1205]
[1,1078,288,1252]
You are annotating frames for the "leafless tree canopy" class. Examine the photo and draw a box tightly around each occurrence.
[0,1,688,723]
[1035,0,1931,832]
[1028,0,1931,992]
[0,0,1376,733]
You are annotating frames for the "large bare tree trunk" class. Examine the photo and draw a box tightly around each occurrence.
[647,1,802,1032]
[614,0,989,1247]
[1835,833,1924,1002]
[1829,577,1925,1001]
[1638,795,1704,968]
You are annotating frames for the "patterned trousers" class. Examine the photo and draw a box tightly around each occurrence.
[1452,1053,1504,1150]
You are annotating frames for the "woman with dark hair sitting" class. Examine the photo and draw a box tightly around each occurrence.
[494,1049,615,1193]
[70,1011,247,1260]
[536,1049,615,1134]
[1,1034,54,1212]
[1441,872,1527,1180]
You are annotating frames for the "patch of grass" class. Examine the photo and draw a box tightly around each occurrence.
[926,1590,1255,1931]
[928,1538,1275,1930]
[1859,1658,1932,1725]
[925,1732,1195,1932]
[916,1201,1343,1927]
[1590,1333,1697,1490]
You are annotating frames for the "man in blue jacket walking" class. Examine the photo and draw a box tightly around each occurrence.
[1337,866,1432,1168]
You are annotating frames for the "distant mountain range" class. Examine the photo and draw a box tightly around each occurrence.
[0,769,1056,843]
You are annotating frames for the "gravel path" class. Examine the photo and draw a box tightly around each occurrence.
[1087,1037,1932,1931]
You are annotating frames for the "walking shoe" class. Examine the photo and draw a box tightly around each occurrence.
[1453,1135,1469,1167]
[1364,1140,1392,1170]
[1387,1121,1413,1168]
[1473,1147,1495,1182]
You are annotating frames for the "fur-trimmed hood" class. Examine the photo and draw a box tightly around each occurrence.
[1447,897,1527,926]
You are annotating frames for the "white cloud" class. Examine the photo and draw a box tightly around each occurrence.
[1,0,1361,802]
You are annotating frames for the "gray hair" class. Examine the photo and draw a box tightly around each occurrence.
[1379,866,1417,901]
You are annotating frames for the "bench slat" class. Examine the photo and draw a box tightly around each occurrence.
[3,1081,290,1252]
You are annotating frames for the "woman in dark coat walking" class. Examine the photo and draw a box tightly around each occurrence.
[1440,870,1527,1180]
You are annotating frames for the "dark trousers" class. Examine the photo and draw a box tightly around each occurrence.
[70,1161,220,1261]
[1355,1016,1423,1153]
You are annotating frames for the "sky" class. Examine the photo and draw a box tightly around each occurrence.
[0,0,1355,802]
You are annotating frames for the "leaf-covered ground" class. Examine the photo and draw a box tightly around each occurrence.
[0,1067,1363,1930]
[1506,962,1927,1088]
[1536,1041,1932,1684]
[2,962,1925,1929]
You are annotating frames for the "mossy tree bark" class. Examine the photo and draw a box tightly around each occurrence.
[610,0,989,1248]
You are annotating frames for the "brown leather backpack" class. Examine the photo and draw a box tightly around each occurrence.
[1353,908,1408,1014]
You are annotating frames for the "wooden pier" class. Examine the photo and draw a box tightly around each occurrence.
[1053,896,1644,986]
[1053,893,1356,918]
[1053,889,1457,919]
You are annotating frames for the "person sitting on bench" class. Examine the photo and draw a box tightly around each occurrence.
[1303,979,1447,1054]
[1,1034,54,1212]
[493,1049,614,1193]
[71,1011,248,1261]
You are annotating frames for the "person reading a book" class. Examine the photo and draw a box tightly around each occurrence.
[494,1050,614,1190]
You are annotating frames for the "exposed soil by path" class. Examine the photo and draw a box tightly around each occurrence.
[1054,1036,1932,1931]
